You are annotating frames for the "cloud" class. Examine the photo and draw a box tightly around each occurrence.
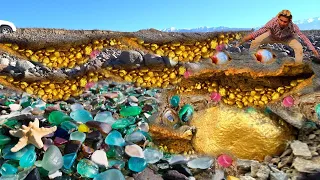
[307,18,314,23]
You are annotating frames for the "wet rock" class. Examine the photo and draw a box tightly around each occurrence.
[240,176,256,180]
[237,159,258,174]
[162,170,188,180]
[144,54,165,67]
[290,140,312,158]
[0,57,10,66]
[172,164,193,177]
[292,156,320,173]
[118,50,143,66]
[133,167,163,180]
[212,169,225,180]
[64,140,82,154]
[16,60,35,71]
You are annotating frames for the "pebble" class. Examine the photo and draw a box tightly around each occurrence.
[91,150,108,167]
[290,140,312,158]
[144,148,163,164]
[93,169,125,180]
[105,130,126,146]
[187,157,214,169]
[125,144,144,158]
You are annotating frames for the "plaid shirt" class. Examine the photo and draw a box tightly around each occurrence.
[250,17,316,51]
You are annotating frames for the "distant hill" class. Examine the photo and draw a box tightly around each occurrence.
[161,17,320,32]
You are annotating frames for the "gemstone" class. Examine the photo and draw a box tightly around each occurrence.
[120,106,142,117]
[70,131,86,143]
[143,148,163,164]
[54,127,70,140]
[111,118,132,129]
[64,140,82,154]
[178,104,194,122]
[78,124,90,133]
[168,155,189,165]
[282,96,294,107]
[77,159,99,178]
[128,157,147,172]
[60,121,78,133]
[86,121,112,135]
[70,103,84,112]
[41,145,63,174]
[0,163,18,176]
[108,159,126,169]
[217,154,233,168]
[210,92,221,102]
[43,138,54,151]
[81,144,94,158]
[94,111,116,125]
[0,135,11,145]
[3,144,34,160]
[48,111,71,125]
[93,169,125,180]
[91,150,108,167]
[86,131,102,141]
[316,104,320,120]
[170,95,180,107]
[63,153,77,169]
[70,109,93,123]
[187,157,214,169]
[125,144,144,158]
[105,130,125,146]
[54,137,68,146]
[25,168,41,180]
[19,149,36,168]
[124,131,146,143]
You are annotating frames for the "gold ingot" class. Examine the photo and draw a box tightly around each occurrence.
[155,49,164,56]
[175,49,182,55]
[236,101,244,108]
[25,87,33,94]
[49,54,57,61]
[248,96,254,103]
[279,89,285,94]
[227,176,240,180]
[46,47,55,53]
[172,42,180,46]
[195,83,201,89]
[277,87,284,92]
[137,39,144,44]
[201,46,207,53]
[182,52,188,58]
[261,95,268,101]
[219,88,227,96]
[227,100,235,105]
[253,95,261,100]
[151,43,158,49]
[194,48,200,53]
[258,101,265,106]
[211,81,218,87]
[297,78,304,83]
[12,44,19,51]
[191,105,293,160]
[272,92,280,100]
[30,55,39,62]
[136,77,144,84]
[71,84,77,91]
[38,89,45,96]
[250,90,256,96]
[84,46,93,55]
[75,52,82,59]
[290,80,297,87]
[25,50,33,55]
[229,93,236,99]
[143,75,151,81]
[210,40,218,49]
[255,86,264,91]
[79,78,87,87]
[179,45,185,51]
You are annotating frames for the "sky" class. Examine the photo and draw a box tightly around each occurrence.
[1,0,319,32]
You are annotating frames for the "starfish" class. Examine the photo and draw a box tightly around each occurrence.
[9,118,57,152]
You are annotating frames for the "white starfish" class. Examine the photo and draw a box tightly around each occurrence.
[9,118,57,152]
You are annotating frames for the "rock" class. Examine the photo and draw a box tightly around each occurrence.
[269,167,289,180]
[212,169,225,180]
[172,164,193,177]
[16,60,35,71]
[119,50,143,65]
[237,159,258,174]
[91,150,108,167]
[24,168,41,180]
[133,167,163,180]
[256,165,270,180]
[227,46,241,53]
[162,170,188,180]
[292,156,320,173]
[125,144,144,158]
[290,140,312,158]
[144,54,165,67]
[239,176,256,180]
[250,161,260,177]
[0,58,10,66]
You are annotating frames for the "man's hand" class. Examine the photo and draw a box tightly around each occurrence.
[235,34,253,47]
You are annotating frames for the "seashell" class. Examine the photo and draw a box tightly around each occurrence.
[210,51,231,65]
[161,108,179,126]
[254,48,276,64]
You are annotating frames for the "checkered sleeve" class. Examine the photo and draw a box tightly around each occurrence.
[293,24,316,51]
[250,17,277,39]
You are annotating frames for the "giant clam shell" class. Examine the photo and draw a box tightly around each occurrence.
[255,48,276,64]
[210,51,232,65]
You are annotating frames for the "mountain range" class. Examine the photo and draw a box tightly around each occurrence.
[162,17,320,32]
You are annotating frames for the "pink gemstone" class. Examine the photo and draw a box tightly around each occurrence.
[217,154,233,168]
[282,96,294,107]
[54,137,68,146]
[184,70,192,79]
[210,92,221,102]
[85,82,96,90]
[216,44,226,52]
[90,50,100,59]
